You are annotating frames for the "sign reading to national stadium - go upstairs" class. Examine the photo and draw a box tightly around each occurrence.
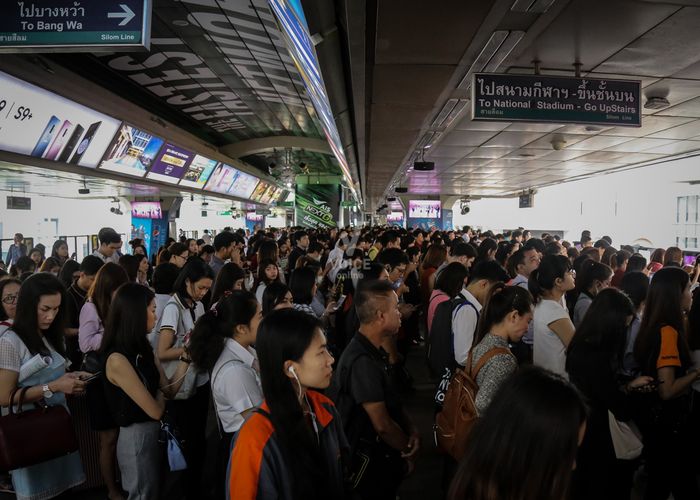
[0,0,151,52]
[472,73,641,127]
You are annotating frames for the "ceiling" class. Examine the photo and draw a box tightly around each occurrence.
[45,0,353,190]
[336,0,700,207]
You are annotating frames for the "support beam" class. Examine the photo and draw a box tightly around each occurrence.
[220,137,332,158]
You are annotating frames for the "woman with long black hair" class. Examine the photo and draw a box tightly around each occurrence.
[228,308,347,499]
[634,267,700,500]
[188,290,263,498]
[101,283,189,500]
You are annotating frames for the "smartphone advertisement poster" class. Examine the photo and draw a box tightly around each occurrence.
[0,70,121,167]
[99,123,164,177]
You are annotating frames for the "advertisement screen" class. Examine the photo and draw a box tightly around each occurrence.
[408,200,441,219]
[250,181,269,202]
[246,212,264,222]
[146,143,194,184]
[0,70,121,168]
[228,170,261,200]
[259,184,279,204]
[99,124,165,178]
[179,155,218,188]
[387,212,404,223]
[204,163,238,193]
[131,201,163,219]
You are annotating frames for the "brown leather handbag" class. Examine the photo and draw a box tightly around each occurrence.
[0,386,79,470]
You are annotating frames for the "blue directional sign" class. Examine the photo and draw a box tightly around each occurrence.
[0,0,151,52]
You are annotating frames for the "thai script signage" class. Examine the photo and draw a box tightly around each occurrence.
[0,0,151,51]
[472,73,641,127]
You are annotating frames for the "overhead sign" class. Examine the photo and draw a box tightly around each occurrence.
[7,196,31,210]
[0,70,121,167]
[0,0,151,52]
[472,73,641,127]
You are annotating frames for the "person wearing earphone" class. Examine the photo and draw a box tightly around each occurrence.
[228,308,348,500]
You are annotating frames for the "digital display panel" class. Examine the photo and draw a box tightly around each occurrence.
[131,201,163,219]
[387,212,404,222]
[250,181,269,202]
[146,143,193,184]
[99,124,165,178]
[179,154,218,188]
[228,170,261,200]
[204,162,238,193]
[0,70,121,168]
[408,200,441,219]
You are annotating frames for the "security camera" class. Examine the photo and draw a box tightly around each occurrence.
[551,138,567,151]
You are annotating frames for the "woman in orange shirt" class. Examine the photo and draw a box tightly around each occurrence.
[634,267,700,500]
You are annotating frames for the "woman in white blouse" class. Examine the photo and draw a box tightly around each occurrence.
[187,289,262,498]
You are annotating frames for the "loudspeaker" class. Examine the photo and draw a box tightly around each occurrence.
[395,187,408,193]
[413,161,435,171]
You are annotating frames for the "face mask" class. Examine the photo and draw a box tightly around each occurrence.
[316,276,324,286]
[245,274,254,291]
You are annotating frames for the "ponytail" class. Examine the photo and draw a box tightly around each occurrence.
[475,283,534,346]
[528,268,543,303]
[528,255,570,303]
[188,290,258,372]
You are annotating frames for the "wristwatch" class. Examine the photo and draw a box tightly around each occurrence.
[42,384,54,399]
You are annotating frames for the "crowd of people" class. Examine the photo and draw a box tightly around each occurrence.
[1,224,699,500]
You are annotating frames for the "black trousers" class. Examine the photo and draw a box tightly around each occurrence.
[166,383,211,500]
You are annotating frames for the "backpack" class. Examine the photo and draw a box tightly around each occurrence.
[427,294,478,376]
[434,346,511,460]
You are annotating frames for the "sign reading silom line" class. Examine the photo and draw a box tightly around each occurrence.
[472,73,641,127]
[0,0,151,52]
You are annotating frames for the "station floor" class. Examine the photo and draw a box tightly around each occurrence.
[2,343,653,500]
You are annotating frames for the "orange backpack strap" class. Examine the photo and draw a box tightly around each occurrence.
[469,347,512,379]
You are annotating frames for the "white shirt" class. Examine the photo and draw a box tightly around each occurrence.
[255,283,267,304]
[147,293,172,348]
[160,294,209,387]
[452,289,482,366]
[211,338,263,433]
[533,299,572,378]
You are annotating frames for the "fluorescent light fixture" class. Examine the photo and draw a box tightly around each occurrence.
[457,31,509,90]
[483,31,525,73]
[431,99,460,129]
[511,0,555,13]
[443,99,470,129]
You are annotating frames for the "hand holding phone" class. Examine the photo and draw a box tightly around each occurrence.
[80,372,102,384]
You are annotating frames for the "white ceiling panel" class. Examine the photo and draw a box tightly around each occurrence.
[604,137,677,152]
[427,145,474,158]
[501,149,553,160]
[615,152,666,164]
[453,118,510,132]
[482,132,546,149]
[575,151,628,163]
[642,78,700,115]
[466,147,513,159]
[506,123,565,133]
[655,97,700,118]
[539,149,591,161]
[644,140,700,154]
[450,157,496,167]
[647,120,700,140]
[568,135,635,150]
[604,116,694,137]
[522,133,589,150]
[439,130,499,147]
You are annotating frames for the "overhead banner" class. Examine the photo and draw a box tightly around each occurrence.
[295,184,339,230]
[0,70,121,167]
[0,0,151,52]
[472,73,641,127]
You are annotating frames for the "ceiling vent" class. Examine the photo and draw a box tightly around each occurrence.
[644,96,670,110]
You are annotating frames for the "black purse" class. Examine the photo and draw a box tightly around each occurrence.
[81,351,101,374]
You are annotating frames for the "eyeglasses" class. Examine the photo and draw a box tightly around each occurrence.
[2,294,18,305]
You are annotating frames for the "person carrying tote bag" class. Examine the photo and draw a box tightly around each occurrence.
[0,273,90,500]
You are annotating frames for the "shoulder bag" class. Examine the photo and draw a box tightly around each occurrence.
[0,386,79,470]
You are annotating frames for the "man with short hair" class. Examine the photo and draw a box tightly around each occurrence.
[508,248,540,364]
[6,233,27,267]
[452,261,509,367]
[93,227,122,264]
[328,280,420,498]
[64,255,104,367]
[287,230,309,272]
[201,229,212,245]
[306,241,324,262]
[210,231,241,275]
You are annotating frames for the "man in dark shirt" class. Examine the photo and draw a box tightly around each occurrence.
[287,230,309,276]
[64,255,103,369]
[328,280,420,498]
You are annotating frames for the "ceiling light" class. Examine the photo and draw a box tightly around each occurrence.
[644,96,670,110]
[78,180,90,195]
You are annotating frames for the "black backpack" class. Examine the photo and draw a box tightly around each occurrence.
[427,294,479,407]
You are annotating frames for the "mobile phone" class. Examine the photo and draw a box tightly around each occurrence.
[334,295,347,311]
[69,121,101,164]
[30,116,61,157]
[43,120,73,160]
[81,372,102,383]
[57,124,84,162]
